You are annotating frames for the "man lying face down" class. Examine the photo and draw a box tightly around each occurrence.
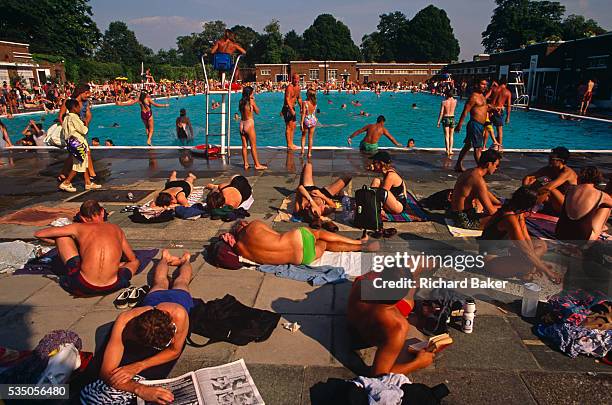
[221,220,376,265]
[34,200,139,297]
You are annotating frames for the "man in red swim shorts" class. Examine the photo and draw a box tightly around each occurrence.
[34,200,140,297]
[579,79,595,115]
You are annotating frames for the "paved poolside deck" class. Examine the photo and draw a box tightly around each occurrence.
[0,148,610,404]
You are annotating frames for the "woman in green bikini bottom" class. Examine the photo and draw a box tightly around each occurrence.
[224,220,373,265]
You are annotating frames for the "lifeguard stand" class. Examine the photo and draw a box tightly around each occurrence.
[201,54,242,158]
[509,70,530,107]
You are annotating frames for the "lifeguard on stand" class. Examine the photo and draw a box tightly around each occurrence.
[193,29,245,158]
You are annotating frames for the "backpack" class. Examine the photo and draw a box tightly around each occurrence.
[44,123,65,148]
[187,294,280,347]
[353,185,384,231]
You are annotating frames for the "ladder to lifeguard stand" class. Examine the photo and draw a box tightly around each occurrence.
[201,54,242,158]
[509,70,530,107]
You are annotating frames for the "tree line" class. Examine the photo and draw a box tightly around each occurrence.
[0,0,606,82]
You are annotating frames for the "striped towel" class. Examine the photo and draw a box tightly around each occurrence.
[382,191,429,222]
[139,187,205,219]
[526,212,610,241]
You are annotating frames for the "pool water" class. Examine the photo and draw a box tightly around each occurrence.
[4,92,612,149]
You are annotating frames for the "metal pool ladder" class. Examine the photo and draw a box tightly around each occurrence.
[201,54,242,158]
[509,70,530,107]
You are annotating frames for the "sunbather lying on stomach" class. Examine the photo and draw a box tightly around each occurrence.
[34,200,139,297]
[221,220,377,265]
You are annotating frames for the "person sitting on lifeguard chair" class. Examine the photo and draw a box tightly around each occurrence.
[210,29,246,73]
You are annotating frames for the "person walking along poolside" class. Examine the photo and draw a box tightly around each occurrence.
[490,78,512,147]
[300,88,318,158]
[454,79,493,172]
[281,74,302,150]
[437,90,457,157]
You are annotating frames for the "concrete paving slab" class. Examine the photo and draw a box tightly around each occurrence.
[0,304,89,350]
[527,345,612,373]
[68,309,117,352]
[22,280,102,308]
[256,276,334,315]
[248,364,305,405]
[232,315,332,366]
[519,370,612,405]
[436,316,540,371]
[188,272,263,307]
[302,366,357,405]
[0,275,51,311]
[411,370,537,405]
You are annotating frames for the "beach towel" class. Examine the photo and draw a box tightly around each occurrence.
[273,192,335,223]
[444,218,483,238]
[526,212,610,241]
[259,264,347,285]
[0,206,79,226]
[14,248,159,276]
[0,241,42,274]
[382,191,429,222]
[311,251,374,278]
[137,186,205,220]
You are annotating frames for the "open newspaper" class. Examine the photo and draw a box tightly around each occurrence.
[136,359,264,405]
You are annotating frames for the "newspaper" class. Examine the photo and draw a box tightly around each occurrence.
[136,359,264,405]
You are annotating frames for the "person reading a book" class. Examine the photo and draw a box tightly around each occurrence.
[98,250,193,404]
[347,267,436,376]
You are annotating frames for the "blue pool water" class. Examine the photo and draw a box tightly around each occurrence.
[4,92,612,149]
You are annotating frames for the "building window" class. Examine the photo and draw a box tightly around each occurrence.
[489,65,497,73]
[328,69,337,80]
[309,69,319,80]
[260,69,271,76]
[360,69,372,75]
[431,69,440,75]
[587,55,608,69]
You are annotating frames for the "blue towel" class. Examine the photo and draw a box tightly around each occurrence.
[259,264,347,285]
[175,203,207,219]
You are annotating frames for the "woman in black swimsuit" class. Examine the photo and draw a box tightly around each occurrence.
[206,175,253,209]
[480,187,561,284]
[295,162,351,223]
[368,151,407,215]
[153,171,196,208]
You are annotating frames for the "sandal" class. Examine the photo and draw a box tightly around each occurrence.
[322,221,339,233]
[127,285,151,308]
[114,287,134,309]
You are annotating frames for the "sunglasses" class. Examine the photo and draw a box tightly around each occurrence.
[152,322,177,351]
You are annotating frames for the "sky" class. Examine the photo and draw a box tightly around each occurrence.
[89,0,610,61]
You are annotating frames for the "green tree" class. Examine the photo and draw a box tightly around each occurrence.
[283,30,304,60]
[230,25,260,66]
[360,33,383,62]
[250,20,283,64]
[97,21,146,70]
[0,0,100,57]
[376,12,410,61]
[561,14,606,40]
[482,0,565,52]
[402,5,459,61]
[301,14,361,60]
[201,20,227,51]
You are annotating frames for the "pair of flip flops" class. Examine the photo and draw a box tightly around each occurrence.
[310,219,339,232]
[114,285,150,309]
[368,228,397,239]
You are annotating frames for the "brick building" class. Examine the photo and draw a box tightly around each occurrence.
[0,40,66,87]
[443,33,612,107]
[355,62,447,84]
[254,60,447,85]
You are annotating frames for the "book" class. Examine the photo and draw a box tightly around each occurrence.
[406,333,453,353]
[136,359,264,405]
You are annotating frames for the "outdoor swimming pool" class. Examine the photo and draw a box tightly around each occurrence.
[4,91,612,149]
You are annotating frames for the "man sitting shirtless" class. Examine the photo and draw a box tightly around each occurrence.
[222,220,374,265]
[34,200,139,297]
[448,149,502,229]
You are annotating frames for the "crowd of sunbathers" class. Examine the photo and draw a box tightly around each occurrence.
[28,135,610,402]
